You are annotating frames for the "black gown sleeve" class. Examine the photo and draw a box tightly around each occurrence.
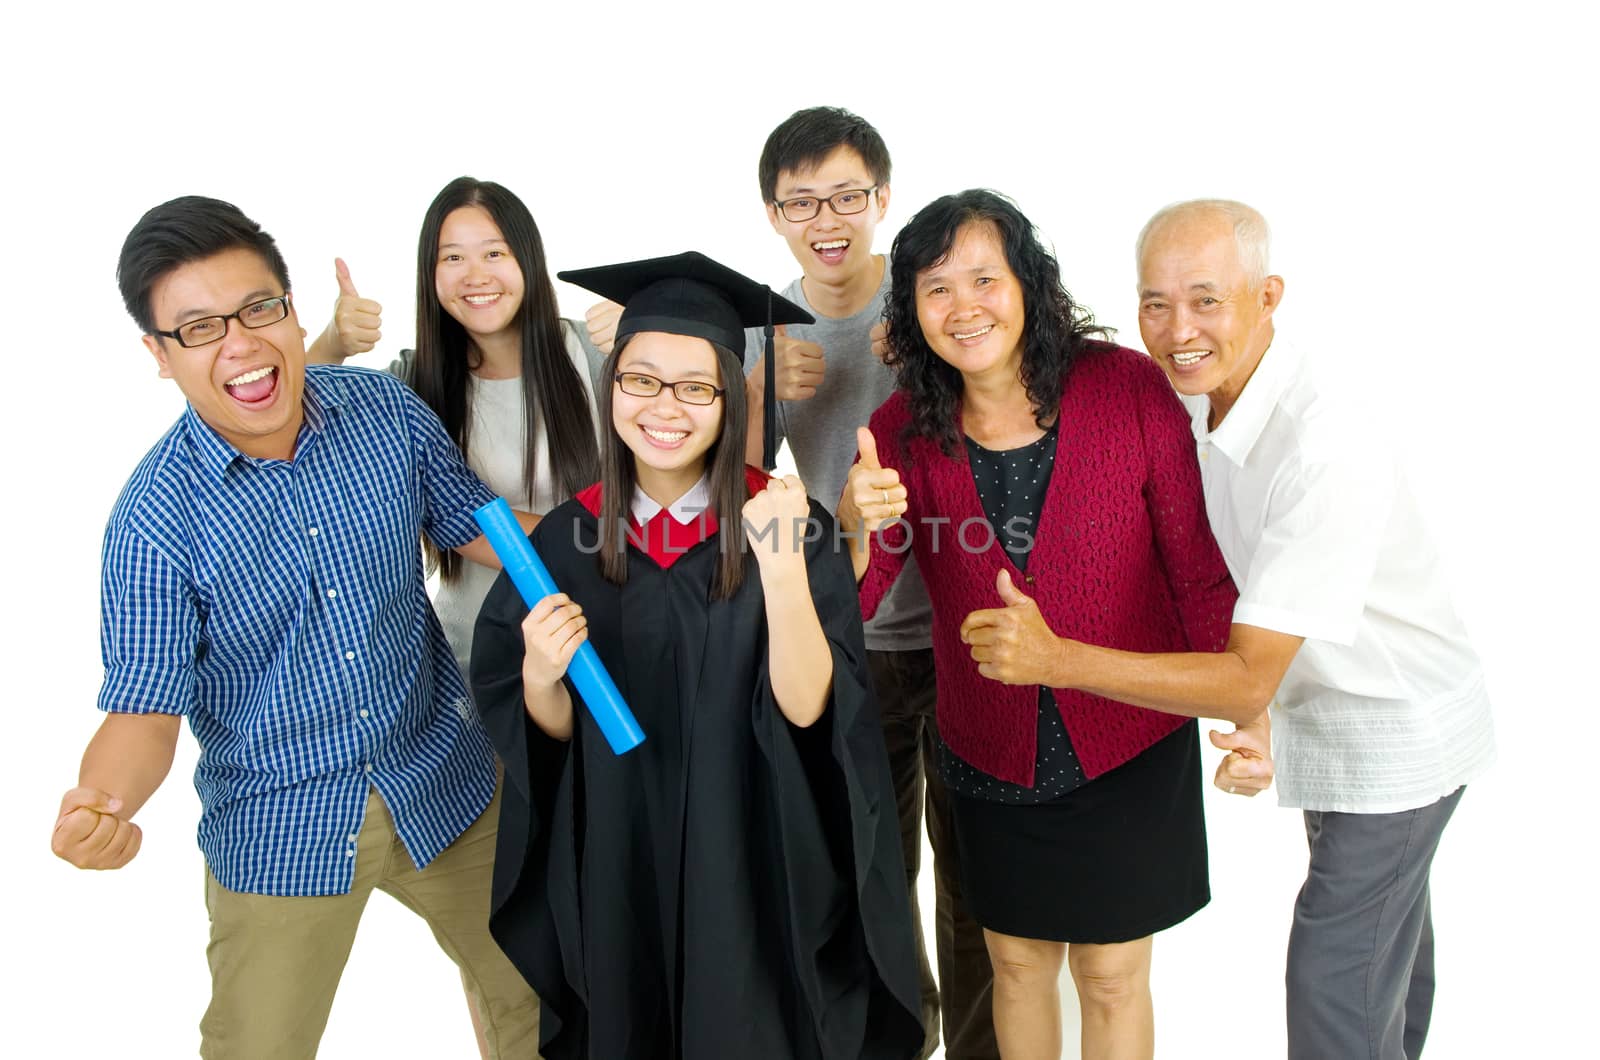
[469,515,585,1050]
[750,500,925,1059]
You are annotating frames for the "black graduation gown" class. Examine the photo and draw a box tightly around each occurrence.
[470,490,924,1060]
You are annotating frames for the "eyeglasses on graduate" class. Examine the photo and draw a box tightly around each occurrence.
[614,371,726,406]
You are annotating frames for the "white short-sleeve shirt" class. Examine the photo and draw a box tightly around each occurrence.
[1182,338,1495,813]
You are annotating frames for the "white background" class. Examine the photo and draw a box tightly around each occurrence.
[3,1,1592,1056]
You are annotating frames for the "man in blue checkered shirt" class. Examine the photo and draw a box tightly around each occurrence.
[50,196,539,1058]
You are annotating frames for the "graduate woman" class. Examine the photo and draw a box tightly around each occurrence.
[469,253,924,1059]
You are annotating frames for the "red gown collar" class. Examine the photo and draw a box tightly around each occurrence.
[573,467,772,569]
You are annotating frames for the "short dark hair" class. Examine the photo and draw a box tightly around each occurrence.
[757,106,891,204]
[884,189,1108,454]
[117,196,291,334]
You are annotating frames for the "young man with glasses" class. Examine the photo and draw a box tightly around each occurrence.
[585,106,998,1059]
[761,109,996,1060]
[50,196,539,1058]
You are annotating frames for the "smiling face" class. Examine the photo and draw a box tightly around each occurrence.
[434,205,525,343]
[611,331,725,504]
[141,246,306,460]
[766,145,889,287]
[1137,213,1282,421]
[913,221,1027,386]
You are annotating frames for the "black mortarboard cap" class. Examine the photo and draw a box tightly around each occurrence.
[558,251,813,470]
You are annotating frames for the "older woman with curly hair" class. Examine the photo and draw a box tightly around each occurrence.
[838,189,1239,1059]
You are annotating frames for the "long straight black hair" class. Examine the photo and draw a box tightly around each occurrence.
[413,177,599,581]
[596,336,751,601]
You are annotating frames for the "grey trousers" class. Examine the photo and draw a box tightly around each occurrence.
[1287,787,1464,1060]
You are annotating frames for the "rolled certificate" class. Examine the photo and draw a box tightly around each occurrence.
[474,497,645,755]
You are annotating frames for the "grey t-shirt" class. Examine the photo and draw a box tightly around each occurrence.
[743,265,932,652]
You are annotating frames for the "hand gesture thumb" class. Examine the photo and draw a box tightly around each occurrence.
[995,567,1033,608]
[856,426,882,470]
[335,257,360,298]
[1209,727,1267,757]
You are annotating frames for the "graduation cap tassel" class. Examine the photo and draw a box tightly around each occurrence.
[762,287,777,471]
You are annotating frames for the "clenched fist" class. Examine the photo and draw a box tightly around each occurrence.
[742,475,813,564]
[52,787,142,870]
[520,593,588,692]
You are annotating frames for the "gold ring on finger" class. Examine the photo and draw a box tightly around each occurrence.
[881,489,890,506]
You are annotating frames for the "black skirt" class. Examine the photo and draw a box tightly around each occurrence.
[949,721,1209,944]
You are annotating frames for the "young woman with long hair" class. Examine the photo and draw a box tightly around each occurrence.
[309,178,601,1053]
[312,176,601,676]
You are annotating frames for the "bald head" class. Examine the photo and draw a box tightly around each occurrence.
[1134,198,1284,421]
[1137,199,1270,291]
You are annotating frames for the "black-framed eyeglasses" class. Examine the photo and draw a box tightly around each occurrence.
[152,294,292,348]
[771,186,879,223]
[614,371,725,406]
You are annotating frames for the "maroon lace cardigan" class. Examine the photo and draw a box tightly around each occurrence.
[859,342,1237,786]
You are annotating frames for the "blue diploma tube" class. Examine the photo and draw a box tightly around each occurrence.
[474,497,645,754]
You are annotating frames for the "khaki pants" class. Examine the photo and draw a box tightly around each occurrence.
[200,783,537,1059]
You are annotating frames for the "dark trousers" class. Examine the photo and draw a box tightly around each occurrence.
[1287,787,1465,1060]
[869,648,998,1060]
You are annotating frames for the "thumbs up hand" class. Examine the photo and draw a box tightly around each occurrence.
[325,257,383,358]
[838,427,906,536]
[869,321,890,363]
[959,568,1062,686]
[584,299,623,354]
[748,324,828,403]
[770,325,826,401]
[1210,712,1274,797]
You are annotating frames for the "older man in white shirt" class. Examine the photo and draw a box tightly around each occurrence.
[964,199,1494,1059]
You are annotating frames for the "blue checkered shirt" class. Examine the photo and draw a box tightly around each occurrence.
[98,366,498,896]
